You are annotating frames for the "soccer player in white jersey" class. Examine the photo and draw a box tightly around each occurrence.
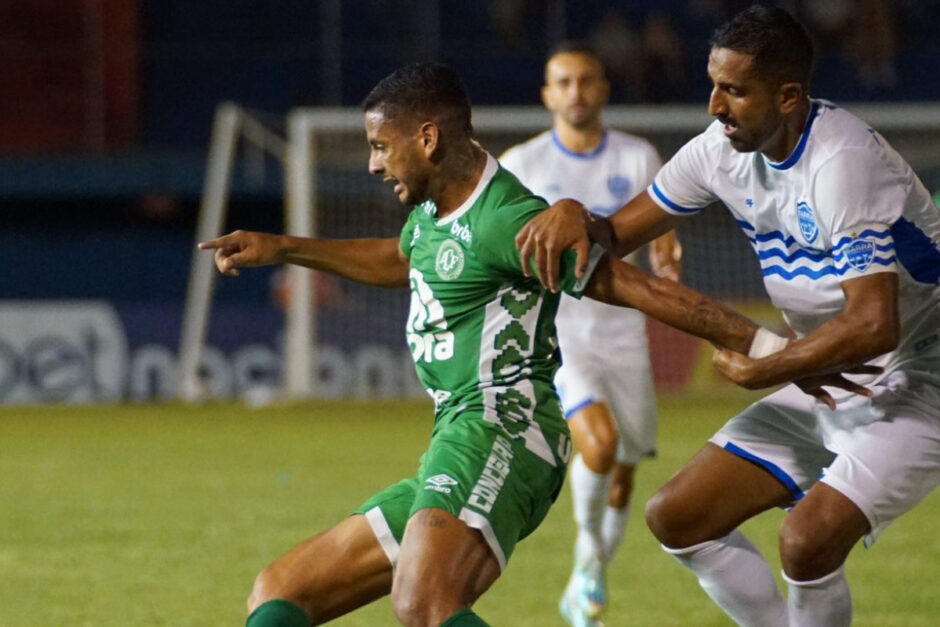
[500,41,681,627]
[516,5,940,626]
[198,63,773,627]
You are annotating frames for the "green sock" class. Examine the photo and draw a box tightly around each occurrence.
[440,608,490,626]
[246,599,310,627]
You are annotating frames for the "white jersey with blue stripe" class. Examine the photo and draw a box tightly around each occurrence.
[500,129,662,353]
[649,99,940,373]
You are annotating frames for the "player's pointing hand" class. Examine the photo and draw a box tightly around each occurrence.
[198,230,286,277]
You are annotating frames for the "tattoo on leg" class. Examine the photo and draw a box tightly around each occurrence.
[416,510,448,528]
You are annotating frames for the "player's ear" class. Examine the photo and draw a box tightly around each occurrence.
[777,81,804,114]
[419,121,440,158]
[540,84,552,110]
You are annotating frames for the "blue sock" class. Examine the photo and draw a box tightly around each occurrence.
[440,608,490,626]
[246,599,310,627]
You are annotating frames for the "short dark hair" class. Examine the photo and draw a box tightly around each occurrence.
[546,40,604,68]
[362,62,473,137]
[710,4,813,88]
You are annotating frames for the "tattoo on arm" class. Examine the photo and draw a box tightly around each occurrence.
[586,256,756,353]
[657,284,756,353]
[686,299,756,353]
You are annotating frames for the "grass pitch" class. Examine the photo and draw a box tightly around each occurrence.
[2,396,938,626]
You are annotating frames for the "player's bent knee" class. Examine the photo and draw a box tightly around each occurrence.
[390,571,473,627]
[390,586,446,627]
[570,408,619,472]
[778,519,845,581]
[644,489,672,544]
[578,432,617,472]
[582,449,616,474]
[247,565,282,614]
[389,590,418,627]
[247,563,316,618]
[644,487,701,548]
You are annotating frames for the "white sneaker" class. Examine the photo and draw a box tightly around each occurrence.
[578,554,608,618]
[559,554,607,626]
[559,588,606,627]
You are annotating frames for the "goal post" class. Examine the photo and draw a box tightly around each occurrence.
[177,103,241,402]
[177,102,287,402]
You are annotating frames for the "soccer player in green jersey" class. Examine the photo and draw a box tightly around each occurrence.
[200,63,763,627]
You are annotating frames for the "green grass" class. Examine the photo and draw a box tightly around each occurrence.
[2,397,938,626]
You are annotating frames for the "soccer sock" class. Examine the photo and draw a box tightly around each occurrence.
[663,529,787,627]
[783,565,851,627]
[600,503,630,563]
[570,454,613,562]
[246,599,311,627]
[440,608,490,626]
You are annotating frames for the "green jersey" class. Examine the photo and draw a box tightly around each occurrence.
[399,154,598,466]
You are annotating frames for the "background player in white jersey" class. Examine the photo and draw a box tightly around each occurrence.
[499,41,681,627]
[198,63,775,627]
[516,5,940,626]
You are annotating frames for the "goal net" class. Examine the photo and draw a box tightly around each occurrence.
[180,103,940,402]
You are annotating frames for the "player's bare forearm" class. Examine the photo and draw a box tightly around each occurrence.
[199,230,408,287]
[280,236,408,287]
[715,273,899,389]
[584,255,757,353]
[607,191,681,257]
[716,324,894,391]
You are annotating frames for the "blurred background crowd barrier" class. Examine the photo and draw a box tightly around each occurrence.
[3,0,940,404]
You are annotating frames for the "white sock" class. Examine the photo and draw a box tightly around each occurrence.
[783,566,851,627]
[570,453,612,562]
[664,529,787,627]
[600,504,630,563]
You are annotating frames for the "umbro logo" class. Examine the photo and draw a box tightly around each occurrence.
[425,474,458,494]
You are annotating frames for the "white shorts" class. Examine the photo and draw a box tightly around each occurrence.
[710,367,940,546]
[555,352,657,464]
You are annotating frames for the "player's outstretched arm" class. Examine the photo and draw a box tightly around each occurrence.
[583,254,758,354]
[198,230,409,287]
[712,272,899,391]
[606,191,680,257]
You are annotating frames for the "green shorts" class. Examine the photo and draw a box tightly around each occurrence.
[354,410,568,571]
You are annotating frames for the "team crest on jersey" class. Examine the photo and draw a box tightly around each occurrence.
[435,239,465,280]
[797,202,818,243]
[845,238,876,272]
[607,175,632,200]
[796,202,819,244]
